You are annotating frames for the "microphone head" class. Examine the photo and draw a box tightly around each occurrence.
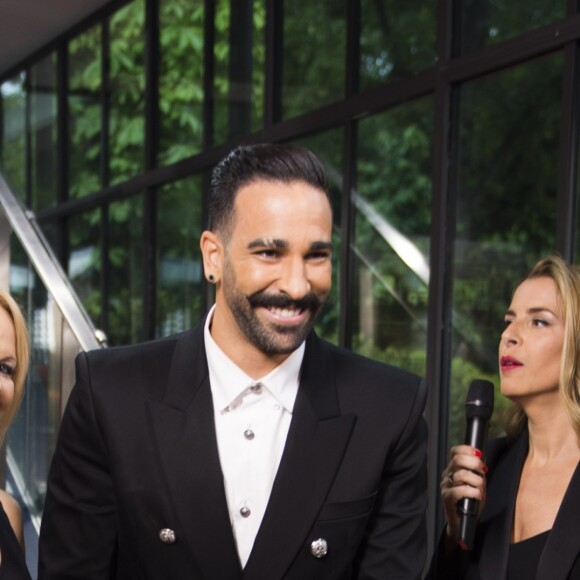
[465,379,494,420]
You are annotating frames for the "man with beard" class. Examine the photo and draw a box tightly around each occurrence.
[39,144,428,580]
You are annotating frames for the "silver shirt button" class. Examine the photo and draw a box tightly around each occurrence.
[250,383,262,394]
[244,429,255,440]
[240,505,251,518]
[310,538,328,558]
[159,528,176,544]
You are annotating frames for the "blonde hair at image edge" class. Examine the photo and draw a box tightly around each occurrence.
[0,290,29,438]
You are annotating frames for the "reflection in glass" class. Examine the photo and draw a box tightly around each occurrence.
[213,0,265,144]
[156,177,203,337]
[108,196,144,345]
[68,26,103,198]
[159,0,205,165]
[0,74,27,201]
[353,97,433,376]
[459,1,564,56]
[449,53,563,445]
[30,54,58,211]
[67,209,102,330]
[293,130,344,345]
[360,0,436,91]
[8,239,61,530]
[282,0,345,119]
[109,0,145,185]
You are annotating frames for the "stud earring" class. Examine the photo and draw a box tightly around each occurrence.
[208,274,215,283]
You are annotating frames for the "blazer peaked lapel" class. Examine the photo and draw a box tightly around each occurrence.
[243,335,356,580]
[479,436,527,580]
[147,325,243,579]
[537,461,580,580]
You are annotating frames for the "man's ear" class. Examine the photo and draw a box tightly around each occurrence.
[200,230,223,283]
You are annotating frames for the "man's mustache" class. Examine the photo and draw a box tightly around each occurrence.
[247,291,323,312]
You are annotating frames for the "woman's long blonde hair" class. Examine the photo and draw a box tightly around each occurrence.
[505,255,580,439]
[0,290,29,436]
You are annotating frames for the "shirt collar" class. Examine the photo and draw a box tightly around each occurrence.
[204,305,304,414]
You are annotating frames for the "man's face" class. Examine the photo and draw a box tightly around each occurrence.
[217,179,333,358]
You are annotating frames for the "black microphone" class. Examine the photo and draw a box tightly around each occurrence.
[456,379,494,551]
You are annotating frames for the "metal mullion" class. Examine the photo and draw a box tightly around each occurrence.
[339,120,356,350]
[264,0,282,127]
[25,69,32,208]
[424,0,455,559]
[56,44,69,265]
[202,0,216,150]
[144,0,160,339]
[556,40,580,261]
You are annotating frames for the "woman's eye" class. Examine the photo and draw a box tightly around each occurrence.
[532,318,548,327]
[0,363,15,377]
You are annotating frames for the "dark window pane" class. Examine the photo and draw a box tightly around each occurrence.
[68,26,103,198]
[213,0,265,144]
[9,240,60,520]
[459,1,565,56]
[0,74,27,201]
[109,0,145,185]
[360,0,436,91]
[282,0,346,119]
[67,209,102,329]
[353,97,433,376]
[293,129,345,345]
[108,196,144,344]
[156,177,204,337]
[30,54,58,211]
[449,53,563,445]
[158,0,205,165]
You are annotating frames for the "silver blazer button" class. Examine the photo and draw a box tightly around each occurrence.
[159,528,177,544]
[310,538,328,558]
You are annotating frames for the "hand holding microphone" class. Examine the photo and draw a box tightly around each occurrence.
[441,380,494,552]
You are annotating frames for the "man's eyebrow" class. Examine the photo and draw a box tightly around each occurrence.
[309,241,333,252]
[247,238,288,250]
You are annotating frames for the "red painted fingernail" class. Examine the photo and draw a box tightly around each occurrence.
[473,449,483,458]
[482,464,488,473]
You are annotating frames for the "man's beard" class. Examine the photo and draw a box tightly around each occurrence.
[223,266,327,355]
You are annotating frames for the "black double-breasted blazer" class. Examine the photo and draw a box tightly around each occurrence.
[38,321,428,579]
[429,433,580,580]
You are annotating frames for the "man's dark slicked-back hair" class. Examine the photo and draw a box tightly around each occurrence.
[208,143,331,238]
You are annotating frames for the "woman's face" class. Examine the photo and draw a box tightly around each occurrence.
[499,276,564,402]
[0,306,16,416]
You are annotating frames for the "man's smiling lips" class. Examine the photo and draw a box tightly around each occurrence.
[261,305,307,325]
[500,356,523,371]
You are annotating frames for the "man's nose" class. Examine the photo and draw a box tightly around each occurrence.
[278,258,311,298]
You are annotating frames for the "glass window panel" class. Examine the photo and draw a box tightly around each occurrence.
[282,0,346,119]
[9,239,61,525]
[459,1,565,56]
[292,130,344,345]
[360,0,436,91]
[67,209,102,330]
[108,196,144,345]
[109,0,145,185]
[30,54,58,211]
[353,97,433,376]
[449,54,563,446]
[68,26,103,198]
[156,177,204,337]
[158,0,205,165]
[213,0,266,145]
[0,74,27,201]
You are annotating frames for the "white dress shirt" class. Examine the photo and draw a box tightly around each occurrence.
[204,306,303,568]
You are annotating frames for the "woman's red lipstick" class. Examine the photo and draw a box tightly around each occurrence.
[500,356,523,370]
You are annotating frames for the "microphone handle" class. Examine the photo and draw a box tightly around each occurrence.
[457,416,488,550]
